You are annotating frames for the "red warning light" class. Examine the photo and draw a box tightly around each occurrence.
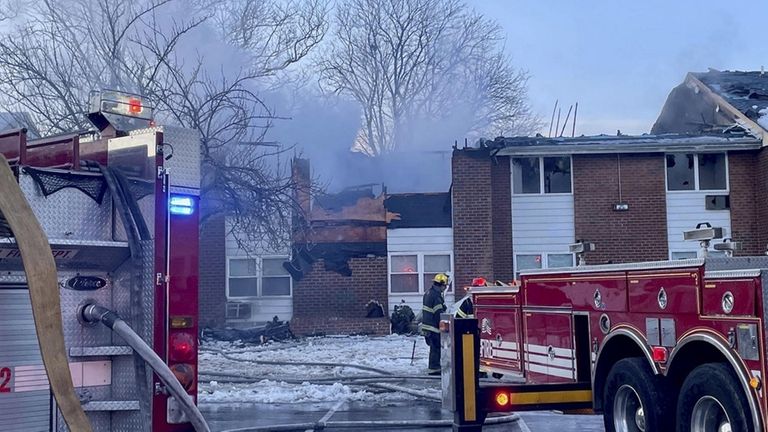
[128,97,143,115]
[651,346,668,363]
[471,277,487,287]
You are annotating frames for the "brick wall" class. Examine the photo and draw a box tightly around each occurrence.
[452,148,494,289]
[291,257,390,336]
[573,154,668,264]
[729,151,761,255]
[490,156,514,281]
[199,213,226,327]
[757,149,768,252]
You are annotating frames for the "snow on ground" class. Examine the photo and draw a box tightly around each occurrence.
[198,334,435,404]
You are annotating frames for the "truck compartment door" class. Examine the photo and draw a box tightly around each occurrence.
[524,310,575,383]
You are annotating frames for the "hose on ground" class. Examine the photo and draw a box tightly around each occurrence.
[199,372,441,383]
[81,303,211,432]
[218,414,521,432]
[204,347,393,376]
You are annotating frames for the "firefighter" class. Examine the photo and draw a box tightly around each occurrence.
[421,273,449,375]
[455,293,474,318]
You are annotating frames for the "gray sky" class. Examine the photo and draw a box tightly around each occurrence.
[474,0,768,136]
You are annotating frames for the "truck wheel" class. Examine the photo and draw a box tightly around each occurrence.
[676,363,750,432]
[603,357,672,432]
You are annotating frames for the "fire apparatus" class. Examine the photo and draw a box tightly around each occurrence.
[0,90,204,431]
[461,230,768,432]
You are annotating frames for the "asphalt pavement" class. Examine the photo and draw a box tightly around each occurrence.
[201,401,605,432]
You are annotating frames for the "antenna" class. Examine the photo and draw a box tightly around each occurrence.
[548,100,558,137]
[555,107,561,138]
[560,105,573,137]
[572,102,578,137]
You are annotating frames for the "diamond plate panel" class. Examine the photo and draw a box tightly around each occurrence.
[82,400,141,411]
[21,172,113,241]
[155,125,200,193]
[69,346,133,357]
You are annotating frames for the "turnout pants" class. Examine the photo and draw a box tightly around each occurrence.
[425,332,441,372]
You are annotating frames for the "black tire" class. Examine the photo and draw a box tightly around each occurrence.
[603,357,673,432]
[676,363,751,432]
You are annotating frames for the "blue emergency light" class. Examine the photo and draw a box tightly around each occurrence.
[169,195,195,215]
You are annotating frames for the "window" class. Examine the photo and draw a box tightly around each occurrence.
[389,253,453,294]
[390,255,419,293]
[666,153,727,191]
[513,156,572,194]
[228,258,258,297]
[671,251,697,260]
[516,252,575,278]
[261,258,291,296]
[227,256,292,298]
[424,255,452,291]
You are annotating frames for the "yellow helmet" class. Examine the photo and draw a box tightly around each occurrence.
[433,273,449,285]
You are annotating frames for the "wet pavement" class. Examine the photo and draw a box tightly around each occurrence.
[201,401,605,431]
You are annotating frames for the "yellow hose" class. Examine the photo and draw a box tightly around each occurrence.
[0,155,92,432]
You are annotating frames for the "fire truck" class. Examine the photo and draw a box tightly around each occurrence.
[0,90,202,431]
[463,230,768,432]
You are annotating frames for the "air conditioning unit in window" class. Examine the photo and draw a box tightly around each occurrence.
[226,302,252,320]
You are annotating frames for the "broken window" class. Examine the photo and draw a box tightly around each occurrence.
[543,157,571,193]
[512,157,540,194]
[671,251,698,260]
[390,255,419,293]
[261,257,292,296]
[228,258,259,297]
[515,254,542,278]
[513,156,571,194]
[698,153,727,190]
[666,153,727,191]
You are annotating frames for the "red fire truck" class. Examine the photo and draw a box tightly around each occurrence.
[0,90,201,431]
[469,233,767,432]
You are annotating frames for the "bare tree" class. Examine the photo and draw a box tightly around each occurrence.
[0,0,328,251]
[318,0,537,156]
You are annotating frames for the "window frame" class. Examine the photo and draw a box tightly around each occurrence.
[226,255,292,299]
[514,252,575,278]
[512,155,573,196]
[664,152,729,193]
[388,252,454,295]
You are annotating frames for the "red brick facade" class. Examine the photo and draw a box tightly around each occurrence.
[199,214,226,327]
[729,151,762,255]
[756,150,768,254]
[451,148,514,288]
[291,257,390,336]
[573,154,669,264]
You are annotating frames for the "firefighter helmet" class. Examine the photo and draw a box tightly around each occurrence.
[433,273,449,285]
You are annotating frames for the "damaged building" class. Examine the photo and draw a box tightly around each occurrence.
[200,68,768,334]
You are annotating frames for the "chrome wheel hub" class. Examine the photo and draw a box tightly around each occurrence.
[691,396,731,432]
[614,385,646,432]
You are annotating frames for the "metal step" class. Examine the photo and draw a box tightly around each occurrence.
[81,400,140,411]
[69,346,133,357]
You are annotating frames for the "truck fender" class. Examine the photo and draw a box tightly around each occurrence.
[666,332,763,432]
[592,326,658,410]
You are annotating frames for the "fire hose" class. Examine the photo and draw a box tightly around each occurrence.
[80,303,211,432]
[0,155,93,431]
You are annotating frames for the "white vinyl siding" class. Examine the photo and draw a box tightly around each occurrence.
[225,219,292,323]
[387,228,454,314]
[511,193,575,276]
[666,191,731,259]
[665,154,731,259]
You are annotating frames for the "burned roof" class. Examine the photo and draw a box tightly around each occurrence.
[692,70,768,121]
[480,132,760,156]
[385,192,451,229]
[314,186,376,212]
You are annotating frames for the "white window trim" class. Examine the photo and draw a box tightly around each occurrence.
[514,252,575,278]
[665,152,729,193]
[388,252,454,295]
[226,255,293,299]
[511,155,574,196]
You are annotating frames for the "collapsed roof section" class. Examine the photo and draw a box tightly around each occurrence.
[384,192,451,229]
[653,70,768,141]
